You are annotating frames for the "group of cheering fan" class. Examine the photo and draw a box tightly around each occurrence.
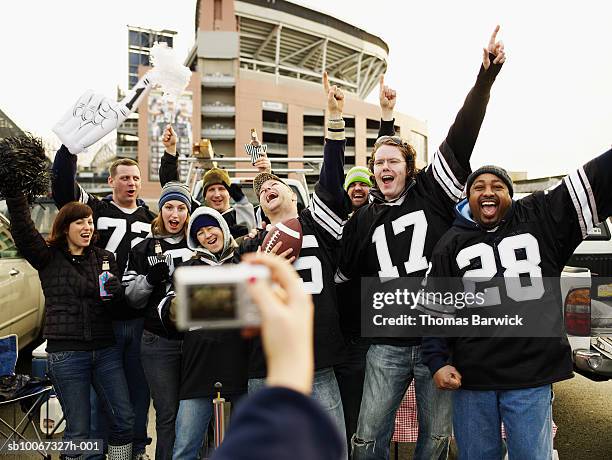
[2,23,612,460]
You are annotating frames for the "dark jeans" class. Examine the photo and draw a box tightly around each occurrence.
[334,335,370,448]
[47,347,134,454]
[90,319,151,458]
[140,330,182,460]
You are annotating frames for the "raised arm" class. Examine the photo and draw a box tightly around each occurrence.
[537,147,612,267]
[442,25,505,171]
[378,74,397,137]
[5,195,52,271]
[308,73,350,240]
[52,145,83,208]
[159,124,180,186]
[318,73,347,205]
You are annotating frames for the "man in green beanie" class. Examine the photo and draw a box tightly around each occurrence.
[344,166,373,211]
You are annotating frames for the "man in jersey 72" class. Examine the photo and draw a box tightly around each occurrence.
[336,27,506,460]
[420,152,612,458]
[239,71,351,451]
[52,149,155,459]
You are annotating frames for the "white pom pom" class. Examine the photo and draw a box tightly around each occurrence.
[149,42,191,104]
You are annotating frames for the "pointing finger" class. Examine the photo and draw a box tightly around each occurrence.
[489,24,500,48]
[323,71,330,93]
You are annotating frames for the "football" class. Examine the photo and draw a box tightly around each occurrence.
[261,218,303,260]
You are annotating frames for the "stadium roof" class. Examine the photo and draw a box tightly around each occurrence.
[0,108,25,138]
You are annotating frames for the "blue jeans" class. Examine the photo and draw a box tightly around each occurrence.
[335,336,370,448]
[249,367,347,458]
[140,331,182,460]
[352,344,452,460]
[47,348,134,452]
[172,398,213,460]
[453,385,553,460]
[90,319,151,457]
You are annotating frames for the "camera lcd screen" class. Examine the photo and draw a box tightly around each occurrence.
[188,284,236,320]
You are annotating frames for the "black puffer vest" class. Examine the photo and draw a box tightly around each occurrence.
[40,246,116,341]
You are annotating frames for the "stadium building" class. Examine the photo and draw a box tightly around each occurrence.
[138,0,428,197]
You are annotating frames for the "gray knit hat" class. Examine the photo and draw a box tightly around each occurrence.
[465,166,514,197]
[158,181,192,210]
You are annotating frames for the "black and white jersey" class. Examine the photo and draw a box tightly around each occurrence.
[52,145,157,320]
[123,235,193,338]
[52,146,156,271]
[240,138,351,377]
[80,193,155,271]
[422,148,612,390]
[336,60,503,346]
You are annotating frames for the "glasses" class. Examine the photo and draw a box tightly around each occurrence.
[373,158,406,168]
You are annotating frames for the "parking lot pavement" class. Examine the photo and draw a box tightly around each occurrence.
[553,374,612,459]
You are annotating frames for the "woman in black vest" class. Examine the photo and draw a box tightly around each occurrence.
[5,195,134,459]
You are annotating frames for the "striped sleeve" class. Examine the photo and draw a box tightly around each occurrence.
[539,148,612,265]
[428,145,466,204]
[309,189,346,240]
[326,119,345,141]
[563,166,599,238]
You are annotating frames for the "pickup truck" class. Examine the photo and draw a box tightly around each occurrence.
[0,198,57,349]
[561,218,612,381]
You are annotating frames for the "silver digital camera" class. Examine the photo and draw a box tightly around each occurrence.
[173,264,269,329]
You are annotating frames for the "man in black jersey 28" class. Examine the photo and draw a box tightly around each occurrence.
[53,150,155,459]
[421,151,612,458]
[336,27,505,460]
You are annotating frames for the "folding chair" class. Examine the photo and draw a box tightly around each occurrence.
[0,335,53,459]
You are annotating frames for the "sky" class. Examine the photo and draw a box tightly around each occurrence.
[2,0,611,177]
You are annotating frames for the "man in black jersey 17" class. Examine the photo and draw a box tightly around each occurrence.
[421,150,612,458]
[53,150,155,459]
[337,27,505,460]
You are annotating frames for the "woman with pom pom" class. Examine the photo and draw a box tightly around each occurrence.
[0,135,135,459]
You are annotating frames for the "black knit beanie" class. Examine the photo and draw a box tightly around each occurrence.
[465,165,514,197]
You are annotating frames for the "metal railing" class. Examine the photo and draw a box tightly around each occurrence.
[201,74,235,87]
[116,146,138,157]
[262,121,288,132]
[265,142,288,154]
[178,156,324,198]
[201,127,236,139]
[118,121,138,135]
[202,104,236,116]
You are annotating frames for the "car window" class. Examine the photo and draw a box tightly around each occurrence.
[30,200,58,238]
[0,199,58,239]
[0,218,19,259]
